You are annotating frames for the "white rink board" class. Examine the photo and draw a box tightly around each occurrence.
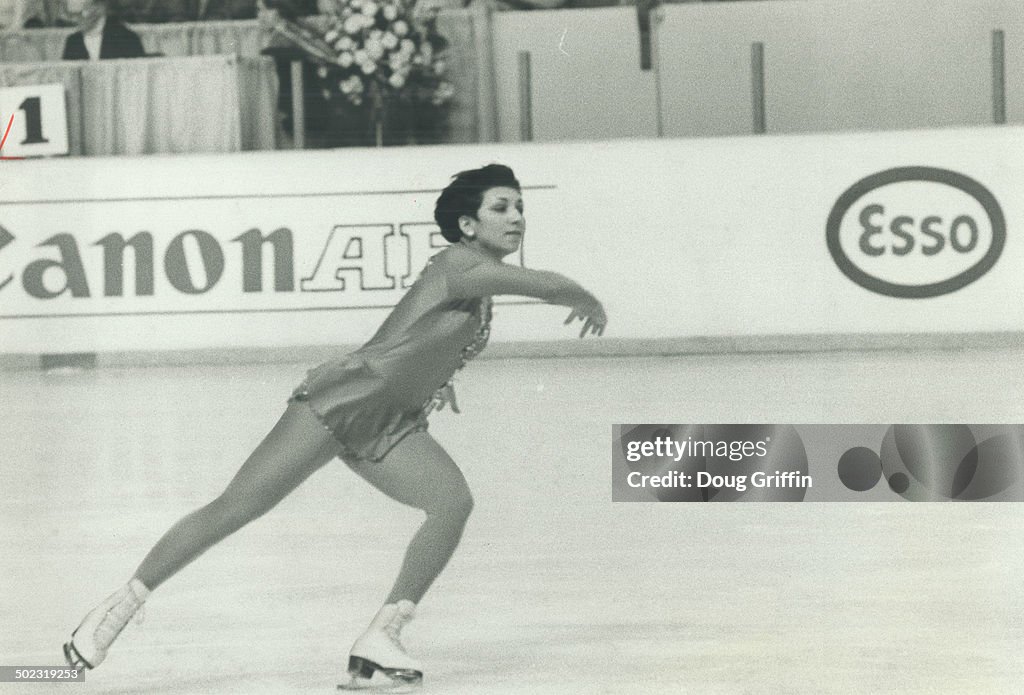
[1,127,1024,354]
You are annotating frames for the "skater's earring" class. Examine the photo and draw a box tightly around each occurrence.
[458,215,477,240]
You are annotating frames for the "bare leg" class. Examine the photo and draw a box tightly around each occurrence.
[133,401,341,591]
[345,430,474,604]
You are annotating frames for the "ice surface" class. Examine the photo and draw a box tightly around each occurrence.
[2,349,1023,693]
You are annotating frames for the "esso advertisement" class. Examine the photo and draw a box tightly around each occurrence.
[826,167,1005,298]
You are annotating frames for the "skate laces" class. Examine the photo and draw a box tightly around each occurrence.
[383,621,405,650]
[94,588,145,646]
[383,607,414,651]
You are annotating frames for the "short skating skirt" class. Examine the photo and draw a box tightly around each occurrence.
[289,355,429,463]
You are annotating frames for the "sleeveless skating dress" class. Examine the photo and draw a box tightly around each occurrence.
[289,245,492,462]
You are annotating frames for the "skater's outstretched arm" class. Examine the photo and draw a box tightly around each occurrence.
[449,262,607,337]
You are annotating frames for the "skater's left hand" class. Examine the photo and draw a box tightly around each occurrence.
[565,300,607,338]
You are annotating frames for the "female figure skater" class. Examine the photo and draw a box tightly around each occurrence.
[63,164,606,690]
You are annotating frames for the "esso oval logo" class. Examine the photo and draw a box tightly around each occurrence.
[826,167,1005,298]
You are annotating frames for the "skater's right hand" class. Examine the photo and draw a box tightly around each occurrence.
[434,381,460,414]
[426,381,460,415]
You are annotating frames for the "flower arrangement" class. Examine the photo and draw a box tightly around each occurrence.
[266,0,455,145]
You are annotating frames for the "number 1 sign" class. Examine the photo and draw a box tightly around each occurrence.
[0,84,69,158]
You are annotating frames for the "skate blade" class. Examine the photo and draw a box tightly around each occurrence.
[62,639,93,670]
[338,672,421,693]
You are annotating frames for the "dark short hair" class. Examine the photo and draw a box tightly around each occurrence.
[434,164,521,243]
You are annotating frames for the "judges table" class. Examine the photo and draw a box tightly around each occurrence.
[0,13,488,147]
[0,54,278,155]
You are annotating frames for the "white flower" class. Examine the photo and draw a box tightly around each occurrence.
[420,42,433,62]
[400,38,415,54]
[388,73,406,88]
[354,49,368,64]
[361,61,376,74]
[343,15,363,34]
[366,41,384,61]
[382,4,398,21]
[325,29,340,43]
[433,59,446,76]
[369,28,383,40]
[317,66,329,78]
[392,20,408,37]
[341,75,364,93]
[361,1,378,17]
[381,31,399,49]
[338,51,354,67]
[338,36,355,50]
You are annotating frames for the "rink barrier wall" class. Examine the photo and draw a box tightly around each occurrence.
[2,127,1024,362]
[3,332,1024,371]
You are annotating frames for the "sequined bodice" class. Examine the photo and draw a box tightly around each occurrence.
[422,296,492,415]
[460,297,492,363]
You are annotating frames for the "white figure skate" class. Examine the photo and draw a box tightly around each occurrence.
[338,600,422,692]
[63,578,149,670]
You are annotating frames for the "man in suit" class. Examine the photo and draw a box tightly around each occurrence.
[62,0,145,60]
